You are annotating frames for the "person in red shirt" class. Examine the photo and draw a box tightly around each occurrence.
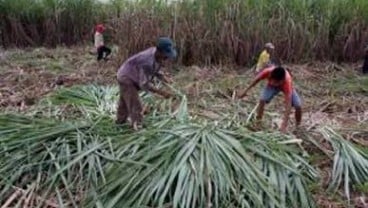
[238,66,302,133]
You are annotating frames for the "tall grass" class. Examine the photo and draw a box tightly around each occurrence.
[0,0,367,64]
[0,0,103,47]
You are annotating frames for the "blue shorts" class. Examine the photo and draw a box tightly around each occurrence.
[260,86,302,108]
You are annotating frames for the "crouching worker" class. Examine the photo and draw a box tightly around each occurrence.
[116,37,177,130]
[238,66,302,133]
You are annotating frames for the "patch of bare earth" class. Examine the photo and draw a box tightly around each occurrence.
[0,47,118,110]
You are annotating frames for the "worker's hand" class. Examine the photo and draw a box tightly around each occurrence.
[163,75,174,84]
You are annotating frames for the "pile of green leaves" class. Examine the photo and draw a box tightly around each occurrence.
[0,85,366,207]
[320,127,368,201]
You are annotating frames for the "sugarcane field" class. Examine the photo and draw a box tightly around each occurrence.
[0,0,368,207]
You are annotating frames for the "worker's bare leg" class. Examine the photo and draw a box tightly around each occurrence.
[295,106,302,127]
[256,100,266,127]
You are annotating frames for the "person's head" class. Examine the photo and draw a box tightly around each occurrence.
[265,42,275,54]
[269,66,286,86]
[95,24,105,33]
[155,37,177,65]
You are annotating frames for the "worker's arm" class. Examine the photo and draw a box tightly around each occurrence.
[238,68,270,98]
[155,71,173,84]
[138,66,172,99]
[147,84,172,98]
[238,78,261,98]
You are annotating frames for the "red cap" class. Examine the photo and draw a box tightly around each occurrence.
[95,24,105,33]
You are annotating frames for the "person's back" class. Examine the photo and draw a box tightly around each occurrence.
[117,47,158,89]
[94,31,104,49]
[255,42,275,73]
[256,50,270,70]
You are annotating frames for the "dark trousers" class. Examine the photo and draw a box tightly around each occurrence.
[363,54,368,74]
[116,77,143,125]
[97,46,111,61]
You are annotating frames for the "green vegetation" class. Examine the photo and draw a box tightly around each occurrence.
[329,75,368,94]
[1,0,368,64]
[0,0,367,204]
[0,83,367,207]
[321,128,368,202]
[0,85,317,207]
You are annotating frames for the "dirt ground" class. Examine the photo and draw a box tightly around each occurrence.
[0,47,367,207]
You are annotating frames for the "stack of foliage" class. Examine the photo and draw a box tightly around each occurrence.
[0,85,367,207]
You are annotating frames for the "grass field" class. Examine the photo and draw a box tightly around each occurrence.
[0,47,367,207]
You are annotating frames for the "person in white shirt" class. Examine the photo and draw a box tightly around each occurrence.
[94,24,111,61]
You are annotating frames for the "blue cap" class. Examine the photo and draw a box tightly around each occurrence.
[157,37,177,59]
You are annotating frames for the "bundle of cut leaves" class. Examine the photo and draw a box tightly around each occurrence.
[0,85,319,207]
[91,125,318,208]
[320,127,368,202]
[240,132,318,208]
[47,85,180,120]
